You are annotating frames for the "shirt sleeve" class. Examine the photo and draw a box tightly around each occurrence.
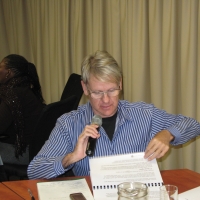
[167,116,200,145]
[27,116,75,179]
[151,105,200,145]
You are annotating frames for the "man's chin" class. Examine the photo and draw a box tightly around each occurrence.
[99,111,116,118]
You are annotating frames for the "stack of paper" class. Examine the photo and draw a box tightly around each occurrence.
[37,178,94,200]
[178,186,200,200]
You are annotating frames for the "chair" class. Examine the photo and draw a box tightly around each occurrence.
[4,95,78,180]
[0,156,8,181]
[60,73,83,108]
[0,165,7,181]
[29,95,78,177]
[3,163,28,180]
[29,95,78,161]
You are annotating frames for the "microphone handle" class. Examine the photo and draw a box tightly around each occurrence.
[85,127,99,157]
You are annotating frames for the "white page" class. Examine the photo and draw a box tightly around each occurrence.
[89,152,163,200]
[178,186,200,200]
[37,178,94,200]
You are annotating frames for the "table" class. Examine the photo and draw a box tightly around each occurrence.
[0,183,23,199]
[2,176,91,200]
[161,169,200,193]
[2,169,200,200]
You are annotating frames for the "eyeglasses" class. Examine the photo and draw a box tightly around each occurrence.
[87,86,121,99]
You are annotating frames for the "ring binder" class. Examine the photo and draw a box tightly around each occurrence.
[89,152,164,200]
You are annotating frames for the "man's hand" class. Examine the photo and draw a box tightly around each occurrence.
[62,124,100,168]
[73,124,100,159]
[144,130,174,161]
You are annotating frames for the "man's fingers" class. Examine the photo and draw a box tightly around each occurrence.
[81,125,99,138]
[144,140,156,158]
[145,130,172,160]
[146,145,169,160]
[144,148,154,159]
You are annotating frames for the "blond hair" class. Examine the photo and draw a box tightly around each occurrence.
[81,50,122,84]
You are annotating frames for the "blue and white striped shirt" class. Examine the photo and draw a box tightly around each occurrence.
[27,100,200,179]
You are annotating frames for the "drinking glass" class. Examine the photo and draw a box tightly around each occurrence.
[118,182,148,199]
[160,184,178,200]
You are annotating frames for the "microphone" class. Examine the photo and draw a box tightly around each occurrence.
[86,115,102,157]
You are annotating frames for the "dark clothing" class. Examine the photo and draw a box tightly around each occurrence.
[0,56,45,164]
[0,86,44,164]
[102,112,117,141]
[0,86,45,145]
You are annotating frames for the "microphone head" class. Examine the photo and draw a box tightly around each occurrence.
[91,115,102,126]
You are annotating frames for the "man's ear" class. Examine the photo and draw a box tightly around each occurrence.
[81,80,89,96]
[119,78,122,90]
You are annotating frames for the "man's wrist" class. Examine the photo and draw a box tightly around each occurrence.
[165,130,175,141]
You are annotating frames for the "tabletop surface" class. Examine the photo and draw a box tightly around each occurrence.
[0,183,23,199]
[2,168,200,200]
[161,168,200,193]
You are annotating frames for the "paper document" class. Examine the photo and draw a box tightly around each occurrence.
[37,178,94,200]
[89,152,163,200]
[178,186,200,200]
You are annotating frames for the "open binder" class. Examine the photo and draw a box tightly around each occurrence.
[89,152,163,200]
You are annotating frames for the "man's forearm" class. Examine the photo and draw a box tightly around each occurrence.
[62,152,76,168]
[27,156,66,179]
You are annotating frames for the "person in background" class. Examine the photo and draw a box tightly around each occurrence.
[0,54,45,165]
[28,50,200,179]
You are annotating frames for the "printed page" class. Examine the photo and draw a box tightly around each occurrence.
[89,152,163,200]
[37,178,94,200]
[178,186,200,200]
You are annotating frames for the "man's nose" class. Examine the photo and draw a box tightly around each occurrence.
[101,92,110,102]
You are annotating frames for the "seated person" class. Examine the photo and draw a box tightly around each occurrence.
[28,50,200,179]
[0,54,45,165]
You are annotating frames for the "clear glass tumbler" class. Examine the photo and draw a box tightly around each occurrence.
[117,182,148,200]
[160,184,178,200]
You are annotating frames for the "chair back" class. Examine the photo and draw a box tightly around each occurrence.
[0,155,8,181]
[60,73,83,108]
[29,95,78,161]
